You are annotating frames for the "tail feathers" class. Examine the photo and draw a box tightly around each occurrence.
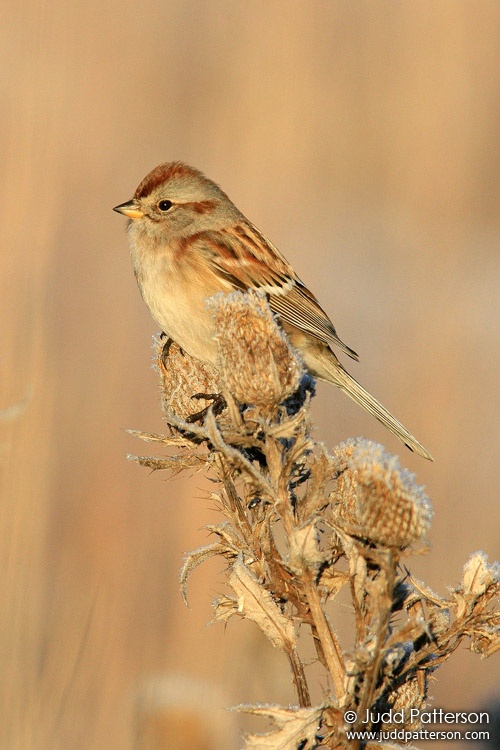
[332,367,433,461]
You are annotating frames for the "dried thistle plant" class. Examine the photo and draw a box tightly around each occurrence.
[130,291,500,749]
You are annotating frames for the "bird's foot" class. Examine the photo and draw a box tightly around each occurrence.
[160,336,185,366]
[186,393,227,423]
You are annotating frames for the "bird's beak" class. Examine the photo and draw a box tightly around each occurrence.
[113,200,144,219]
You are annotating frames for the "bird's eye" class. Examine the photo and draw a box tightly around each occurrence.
[158,200,173,212]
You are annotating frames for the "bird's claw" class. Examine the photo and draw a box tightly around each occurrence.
[186,393,227,423]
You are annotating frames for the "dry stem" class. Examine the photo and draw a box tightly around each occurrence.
[131,292,500,749]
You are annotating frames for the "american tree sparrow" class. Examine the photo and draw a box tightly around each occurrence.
[114,162,432,460]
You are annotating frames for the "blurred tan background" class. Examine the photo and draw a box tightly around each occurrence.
[1,1,499,747]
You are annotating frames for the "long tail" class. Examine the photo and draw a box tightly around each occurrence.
[329,366,433,461]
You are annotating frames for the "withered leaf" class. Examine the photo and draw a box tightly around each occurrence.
[205,521,245,549]
[180,543,231,604]
[461,552,500,598]
[470,625,500,658]
[212,594,239,624]
[234,704,322,750]
[229,558,296,651]
[128,453,205,475]
[126,428,194,446]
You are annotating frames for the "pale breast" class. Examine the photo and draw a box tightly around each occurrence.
[131,240,228,364]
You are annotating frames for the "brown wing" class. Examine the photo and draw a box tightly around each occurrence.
[268,281,359,361]
[204,222,359,361]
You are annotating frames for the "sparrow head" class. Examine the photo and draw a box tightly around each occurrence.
[113,162,241,244]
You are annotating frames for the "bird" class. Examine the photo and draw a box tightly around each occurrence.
[114,162,432,460]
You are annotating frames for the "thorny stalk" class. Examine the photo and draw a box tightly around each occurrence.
[130,292,500,749]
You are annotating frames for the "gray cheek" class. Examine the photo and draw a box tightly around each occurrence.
[170,210,196,233]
